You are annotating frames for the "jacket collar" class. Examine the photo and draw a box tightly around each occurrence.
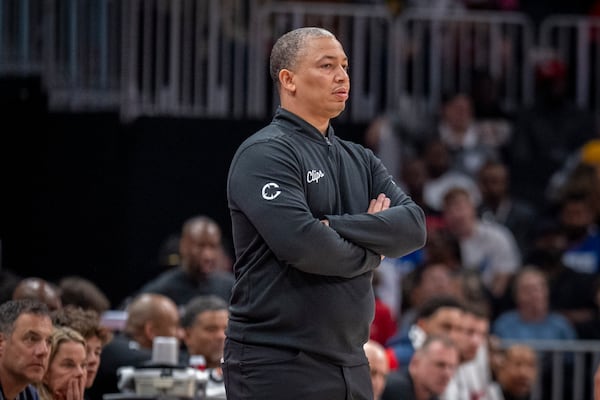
[273,107,335,144]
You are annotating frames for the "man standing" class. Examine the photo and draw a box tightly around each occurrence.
[224,26,426,399]
[0,299,53,400]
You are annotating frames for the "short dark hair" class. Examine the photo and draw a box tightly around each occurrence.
[52,305,113,346]
[0,299,51,335]
[269,27,335,86]
[181,295,228,328]
[416,295,464,321]
[59,276,111,313]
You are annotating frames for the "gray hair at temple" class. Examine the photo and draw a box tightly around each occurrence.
[0,299,50,335]
[269,27,336,86]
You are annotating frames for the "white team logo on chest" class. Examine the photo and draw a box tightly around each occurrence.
[306,169,325,184]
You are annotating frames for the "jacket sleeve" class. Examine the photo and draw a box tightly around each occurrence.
[325,150,427,259]
[228,140,381,278]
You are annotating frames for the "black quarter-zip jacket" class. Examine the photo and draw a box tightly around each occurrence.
[226,107,426,366]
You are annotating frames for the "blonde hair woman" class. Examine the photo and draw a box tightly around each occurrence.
[37,326,87,400]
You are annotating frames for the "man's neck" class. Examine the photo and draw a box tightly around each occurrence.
[0,373,28,400]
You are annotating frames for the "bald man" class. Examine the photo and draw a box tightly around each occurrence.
[86,293,182,400]
[13,277,62,311]
[136,215,234,305]
[364,340,390,400]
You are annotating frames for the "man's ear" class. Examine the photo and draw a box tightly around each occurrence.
[279,69,295,93]
[143,321,155,343]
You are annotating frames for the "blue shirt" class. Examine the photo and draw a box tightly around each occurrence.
[492,310,577,340]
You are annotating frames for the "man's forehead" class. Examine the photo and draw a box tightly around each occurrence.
[14,313,52,332]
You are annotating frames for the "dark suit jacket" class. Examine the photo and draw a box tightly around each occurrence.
[86,334,152,400]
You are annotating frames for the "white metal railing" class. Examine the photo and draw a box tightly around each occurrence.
[539,15,600,116]
[391,9,535,116]
[0,1,598,122]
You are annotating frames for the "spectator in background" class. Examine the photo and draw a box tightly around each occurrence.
[180,295,228,369]
[13,278,62,312]
[493,266,577,342]
[442,303,493,400]
[422,139,481,214]
[509,55,597,207]
[490,344,538,400]
[52,306,113,398]
[492,266,578,397]
[546,138,600,217]
[0,299,53,400]
[135,215,234,305]
[386,295,465,370]
[364,339,390,400]
[477,159,537,256]
[558,192,600,275]
[58,276,110,314]
[36,327,87,400]
[442,186,521,302]
[382,335,460,400]
[522,219,596,335]
[180,295,228,400]
[397,262,461,338]
[436,92,502,177]
[88,293,182,400]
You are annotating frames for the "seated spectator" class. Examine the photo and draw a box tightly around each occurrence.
[180,295,228,400]
[546,138,600,217]
[492,266,577,341]
[36,327,87,400]
[397,262,461,337]
[386,295,465,370]
[442,186,521,301]
[493,266,578,396]
[422,139,481,213]
[489,344,538,400]
[135,215,234,305]
[524,219,596,334]
[180,295,228,369]
[52,306,113,398]
[436,92,502,177]
[382,335,460,400]
[0,299,53,400]
[442,303,493,400]
[477,159,537,256]
[364,339,390,400]
[509,55,597,207]
[13,277,62,311]
[558,192,600,275]
[58,277,111,314]
[87,293,181,400]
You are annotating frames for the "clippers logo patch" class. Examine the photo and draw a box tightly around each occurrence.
[307,169,325,183]
[262,182,281,200]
